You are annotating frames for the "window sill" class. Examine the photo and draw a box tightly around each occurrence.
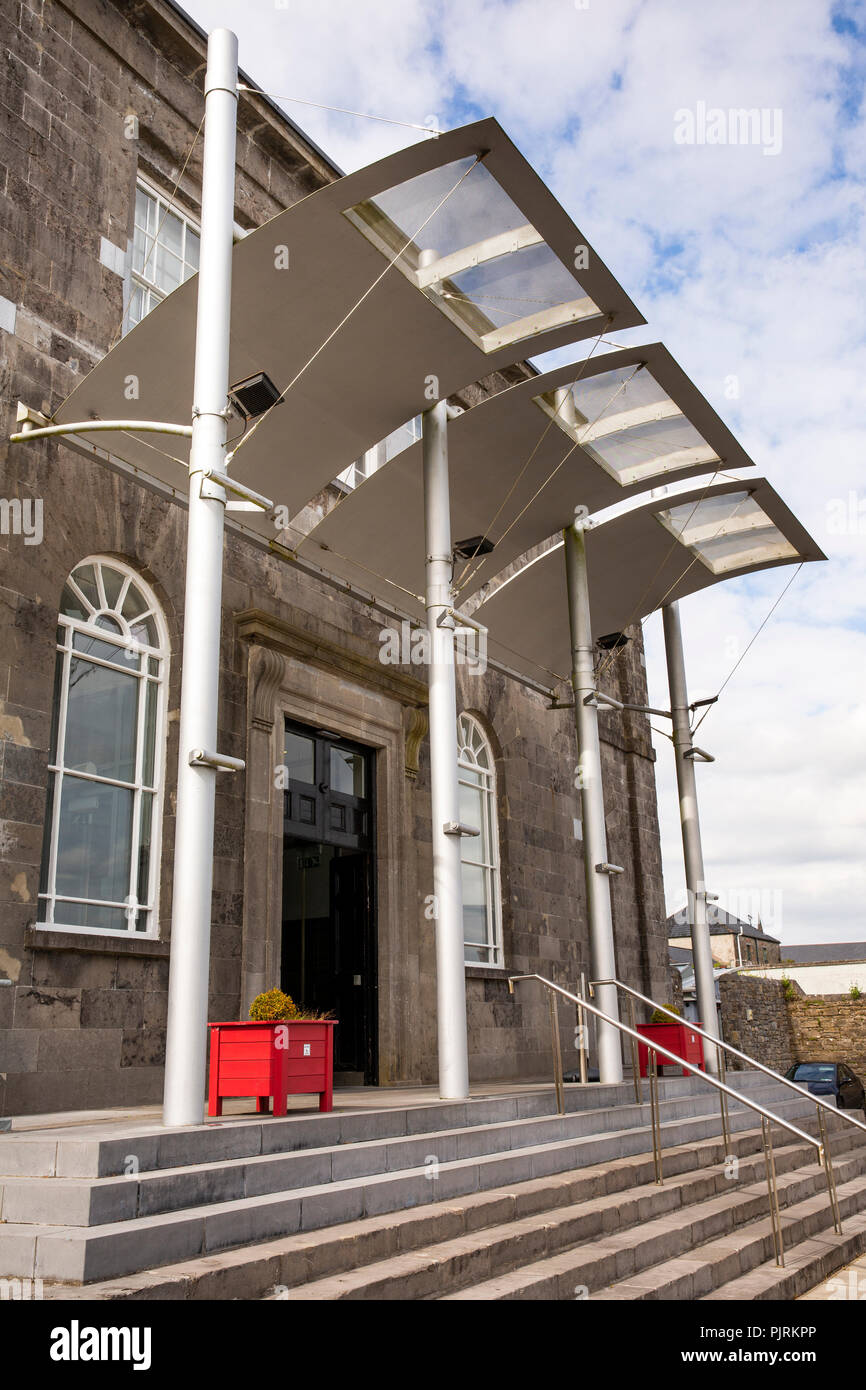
[465,964,510,981]
[25,927,170,959]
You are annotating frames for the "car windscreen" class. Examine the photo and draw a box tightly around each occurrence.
[791,1064,837,1081]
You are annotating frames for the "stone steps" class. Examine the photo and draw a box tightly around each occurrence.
[40,1115,805,1301]
[1,1078,811,1284]
[0,1077,793,1228]
[445,1123,866,1302]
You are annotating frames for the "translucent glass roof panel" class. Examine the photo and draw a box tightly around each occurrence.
[471,479,824,691]
[657,491,799,574]
[345,157,601,353]
[51,120,644,529]
[534,363,720,487]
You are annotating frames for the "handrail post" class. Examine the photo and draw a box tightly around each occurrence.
[817,1108,843,1235]
[577,972,588,1085]
[549,991,565,1116]
[649,1049,663,1184]
[718,1046,730,1153]
[762,1117,785,1267]
[627,994,642,1104]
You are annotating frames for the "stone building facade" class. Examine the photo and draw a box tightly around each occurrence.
[0,0,669,1115]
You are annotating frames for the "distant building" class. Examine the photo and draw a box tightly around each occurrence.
[667,906,781,968]
[781,942,866,964]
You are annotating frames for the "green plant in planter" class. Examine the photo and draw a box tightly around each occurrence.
[248,989,336,1023]
[249,989,299,1022]
[649,1005,682,1025]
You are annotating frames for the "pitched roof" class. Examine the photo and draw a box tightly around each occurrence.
[666,905,780,944]
[781,942,866,964]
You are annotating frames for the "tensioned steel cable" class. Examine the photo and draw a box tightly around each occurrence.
[227,155,485,467]
[271,536,426,607]
[689,561,805,736]
[237,85,443,136]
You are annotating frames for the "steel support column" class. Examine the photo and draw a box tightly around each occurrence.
[564,515,623,1084]
[163,30,238,1126]
[423,400,470,1100]
[662,600,721,1074]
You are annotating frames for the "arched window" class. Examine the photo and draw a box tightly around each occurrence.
[37,559,170,936]
[457,712,503,966]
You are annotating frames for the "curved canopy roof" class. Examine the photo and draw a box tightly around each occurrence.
[53,118,643,523]
[473,477,826,689]
[299,343,759,614]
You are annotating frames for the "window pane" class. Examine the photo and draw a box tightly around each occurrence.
[54,901,130,932]
[459,782,486,855]
[143,682,158,786]
[65,659,138,781]
[128,285,145,326]
[55,779,133,902]
[48,649,64,761]
[100,566,125,609]
[462,862,488,945]
[130,615,158,647]
[186,229,200,271]
[95,613,124,634]
[284,730,314,783]
[137,791,153,907]
[331,746,365,797]
[60,583,89,620]
[71,564,99,609]
[161,210,184,257]
[73,630,138,667]
[121,583,148,621]
[155,245,182,292]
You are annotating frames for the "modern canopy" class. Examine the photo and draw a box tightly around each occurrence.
[297,344,759,616]
[475,477,826,689]
[52,118,644,526]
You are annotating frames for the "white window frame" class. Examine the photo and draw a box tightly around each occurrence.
[457,712,503,967]
[127,176,201,331]
[37,557,170,939]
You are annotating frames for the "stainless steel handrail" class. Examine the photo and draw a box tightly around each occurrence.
[591,976,866,1140]
[592,975,855,1241]
[508,972,837,1267]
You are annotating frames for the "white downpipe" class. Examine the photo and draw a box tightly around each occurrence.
[423,401,470,1100]
[162,29,238,1127]
[563,517,623,1084]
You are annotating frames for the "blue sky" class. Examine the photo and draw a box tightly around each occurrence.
[182,0,866,944]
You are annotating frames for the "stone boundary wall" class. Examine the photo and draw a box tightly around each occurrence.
[720,974,866,1081]
[787,997,866,1080]
[719,974,796,1074]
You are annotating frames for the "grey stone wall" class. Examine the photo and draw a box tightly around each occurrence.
[0,0,670,1113]
[718,974,796,1075]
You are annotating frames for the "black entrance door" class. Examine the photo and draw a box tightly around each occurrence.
[280,720,377,1083]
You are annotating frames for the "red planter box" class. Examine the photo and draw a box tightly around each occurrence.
[207,1019,337,1117]
[637,1021,705,1078]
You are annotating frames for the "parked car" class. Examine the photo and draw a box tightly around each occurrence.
[784,1061,866,1114]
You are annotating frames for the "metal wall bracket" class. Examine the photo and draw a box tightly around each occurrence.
[583,690,624,711]
[188,748,245,772]
[443,821,480,837]
[595,862,624,875]
[684,746,715,763]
